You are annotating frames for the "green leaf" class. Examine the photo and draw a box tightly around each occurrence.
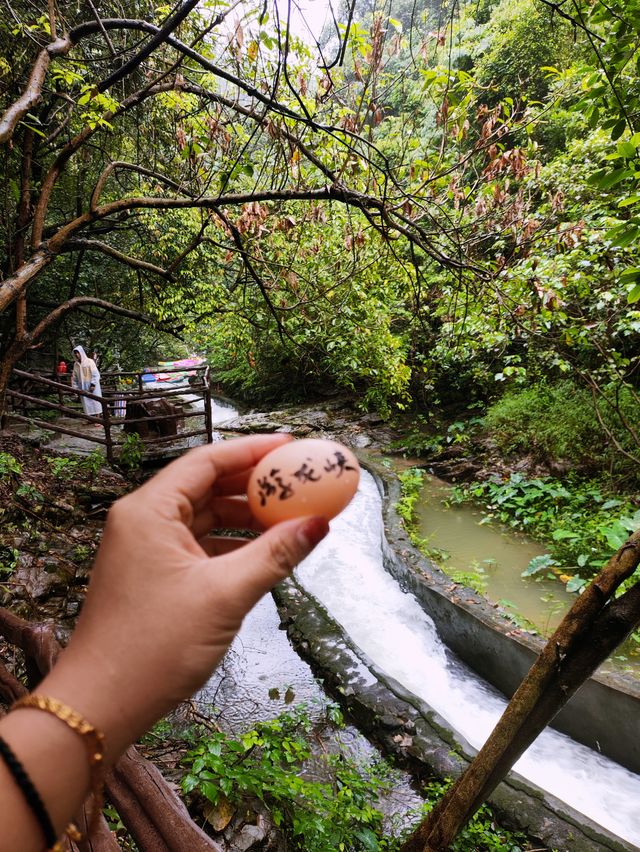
[601,499,623,510]
[588,167,630,189]
[552,528,579,541]
[354,827,380,850]
[628,284,640,303]
[611,119,627,140]
[603,522,628,550]
[566,576,587,593]
[609,224,640,248]
[200,781,221,803]
[617,140,637,158]
[522,554,555,577]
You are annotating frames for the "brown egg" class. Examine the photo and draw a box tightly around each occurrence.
[247,438,360,527]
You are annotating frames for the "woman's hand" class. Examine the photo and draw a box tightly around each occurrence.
[41,434,329,762]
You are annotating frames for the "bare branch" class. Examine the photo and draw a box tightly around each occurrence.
[61,238,175,280]
[87,0,117,56]
[95,0,200,94]
[0,36,72,144]
[29,296,170,342]
[214,208,287,341]
[91,160,194,211]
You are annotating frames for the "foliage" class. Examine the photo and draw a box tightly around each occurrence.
[483,381,640,481]
[0,452,21,479]
[182,703,394,851]
[471,0,576,103]
[412,779,531,851]
[119,433,143,473]
[396,468,427,529]
[46,455,78,480]
[44,450,104,481]
[449,566,488,595]
[396,468,454,563]
[182,703,531,851]
[0,545,19,576]
[452,474,640,586]
[79,449,105,477]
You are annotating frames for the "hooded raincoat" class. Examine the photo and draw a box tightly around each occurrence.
[71,346,103,417]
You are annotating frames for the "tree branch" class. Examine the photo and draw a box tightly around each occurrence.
[90,159,194,211]
[29,296,175,342]
[95,0,201,94]
[1,181,485,314]
[0,36,72,144]
[61,238,175,280]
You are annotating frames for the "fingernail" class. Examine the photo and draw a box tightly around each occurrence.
[298,516,329,549]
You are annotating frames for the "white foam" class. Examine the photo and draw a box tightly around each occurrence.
[296,470,640,846]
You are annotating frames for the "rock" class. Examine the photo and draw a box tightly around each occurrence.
[379,713,403,729]
[231,818,268,851]
[13,554,73,599]
[360,412,385,425]
[352,432,372,448]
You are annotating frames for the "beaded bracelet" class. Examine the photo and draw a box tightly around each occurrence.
[0,734,58,847]
[11,694,106,850]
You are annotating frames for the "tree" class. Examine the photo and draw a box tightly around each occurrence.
[3,0,562,416]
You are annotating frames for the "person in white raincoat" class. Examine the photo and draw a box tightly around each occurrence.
[71,346,103,420]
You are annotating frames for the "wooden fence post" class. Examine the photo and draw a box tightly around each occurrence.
[102,395,114,464]
[204,367,213,444]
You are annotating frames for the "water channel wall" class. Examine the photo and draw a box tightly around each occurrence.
[376,462,640,777]
[273,457,640,851]
[274,577,633,852]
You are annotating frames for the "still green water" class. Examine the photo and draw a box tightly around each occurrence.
[412,476,640,678]
[414,475,575,635]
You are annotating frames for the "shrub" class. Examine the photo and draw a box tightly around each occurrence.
[484,380,640,482]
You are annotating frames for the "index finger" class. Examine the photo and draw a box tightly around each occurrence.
[142,433,293,505]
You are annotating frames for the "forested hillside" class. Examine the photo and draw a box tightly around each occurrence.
[1,0,639,484]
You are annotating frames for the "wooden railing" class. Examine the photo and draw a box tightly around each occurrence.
[7,365,213,464]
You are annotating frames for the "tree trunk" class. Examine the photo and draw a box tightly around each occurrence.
[0,338,30,425]
[400,531,640,852]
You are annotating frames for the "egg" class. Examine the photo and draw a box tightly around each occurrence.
[247,438,360,527]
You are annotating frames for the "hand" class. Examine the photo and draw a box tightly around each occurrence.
[41,434,329,762]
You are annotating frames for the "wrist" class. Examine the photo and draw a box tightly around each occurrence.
[38,641,166,766]
[0,706,90,845]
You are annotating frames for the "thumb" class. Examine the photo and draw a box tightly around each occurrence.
[222,516,329,610]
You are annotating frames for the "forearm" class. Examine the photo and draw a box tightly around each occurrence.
[0,648,135,852]
[0,708,90,851]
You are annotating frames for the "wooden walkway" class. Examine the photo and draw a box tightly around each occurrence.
[6,365,214,464]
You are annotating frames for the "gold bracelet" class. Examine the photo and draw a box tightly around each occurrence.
[11,694,106,850]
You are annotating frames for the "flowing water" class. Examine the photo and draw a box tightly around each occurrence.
[296,471,640,847]
[199,590,425,823]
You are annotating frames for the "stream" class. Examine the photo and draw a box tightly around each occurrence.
[189,413,640,845]
[198,587,425,826]
[295,470,640,847]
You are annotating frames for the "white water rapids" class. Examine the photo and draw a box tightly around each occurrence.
[296,470,640,847]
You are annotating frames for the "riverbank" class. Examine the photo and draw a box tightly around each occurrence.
[2,396,639,850]
[0,416,541,850]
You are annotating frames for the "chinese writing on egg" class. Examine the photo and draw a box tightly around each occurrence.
[256,452,356,506]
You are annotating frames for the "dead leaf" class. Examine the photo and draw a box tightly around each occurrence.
[204,795,235,832]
